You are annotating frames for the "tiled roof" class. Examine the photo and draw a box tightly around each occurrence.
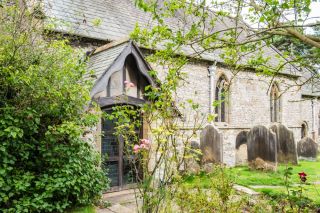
[87,39,156,97]
[300,72,320,97]
[302,84,320,97]
[44,0,152,41]
[87,39,129,79]
[44,0,302,78]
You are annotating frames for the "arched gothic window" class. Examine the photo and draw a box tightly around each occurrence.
[270,83,281,122]
[215,75,228,122]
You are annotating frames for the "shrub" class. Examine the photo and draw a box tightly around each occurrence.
[176,166,248,212]
[0,2,107,212]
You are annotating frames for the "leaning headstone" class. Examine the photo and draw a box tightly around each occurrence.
[235,131,248,165]
[247,125,277,171]
[270,124,297,164]
[200,125,223,164]
[297,137,318,160]
[185,141,201,174]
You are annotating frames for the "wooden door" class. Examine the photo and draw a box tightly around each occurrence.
[101,109,141,191]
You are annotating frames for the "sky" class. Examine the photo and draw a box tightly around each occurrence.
[209,0,320,35]
[309,0,320,21]
[306,1,320,34]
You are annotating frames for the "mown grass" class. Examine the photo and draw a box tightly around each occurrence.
[184,160,320,187]
[232,160,320,187]
[183,159,320,205]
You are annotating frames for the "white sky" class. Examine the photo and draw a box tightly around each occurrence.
[209,0,320,35]
[309,1,320,22]
[306,1,320,34]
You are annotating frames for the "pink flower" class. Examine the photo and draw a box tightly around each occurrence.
[141,139,150,147]
[139,139,151,150]
[133,144,140,153]
[124,81,135,88]
[140,143,146,149]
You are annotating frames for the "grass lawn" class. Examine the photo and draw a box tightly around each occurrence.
[183,159,320,205]
[232,160,320,187]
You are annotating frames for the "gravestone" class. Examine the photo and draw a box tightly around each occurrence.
[297,137,318,160]
[247,125,277,170]
[185,141,201,174]
[235,131,248,165]
[200,125,223,164]
[270,124,297,164]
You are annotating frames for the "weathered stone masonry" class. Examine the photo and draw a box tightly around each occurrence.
[169,62,320,166]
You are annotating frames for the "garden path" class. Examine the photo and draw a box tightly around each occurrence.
[96,189,139,213]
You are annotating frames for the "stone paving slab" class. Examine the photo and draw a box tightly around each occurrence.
[233,184,260,195]
[103,189,137,205]
[97,189,139,213]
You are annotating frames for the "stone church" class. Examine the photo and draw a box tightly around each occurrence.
[30,0,320,190]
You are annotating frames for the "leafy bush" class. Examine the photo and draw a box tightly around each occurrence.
[0,3,107,212]
[177,166,277,212]
[176,166,249,212]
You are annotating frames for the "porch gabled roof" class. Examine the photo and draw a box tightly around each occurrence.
[88,39,155,98]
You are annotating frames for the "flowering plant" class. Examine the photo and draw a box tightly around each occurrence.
[124,80,135,88]
[282,167,313,211]
[133,139,151,153]
[298,172,307,182]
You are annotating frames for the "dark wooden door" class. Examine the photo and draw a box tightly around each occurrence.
[101,109,141,191]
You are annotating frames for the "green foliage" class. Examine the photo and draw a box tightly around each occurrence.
[132,0,320,91]
[282,166,315,211]
[184,161,320,210]
[0,3,107,212]
[176,166,252,213]
[271,23,320,73]
[68,205,96,213]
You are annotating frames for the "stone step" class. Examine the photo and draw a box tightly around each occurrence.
[98,189,140,213]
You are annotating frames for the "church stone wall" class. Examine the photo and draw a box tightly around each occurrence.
[156,62,319,166]
[150,60,211,123]
[89,45,319,167]
[299,99,320,140]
